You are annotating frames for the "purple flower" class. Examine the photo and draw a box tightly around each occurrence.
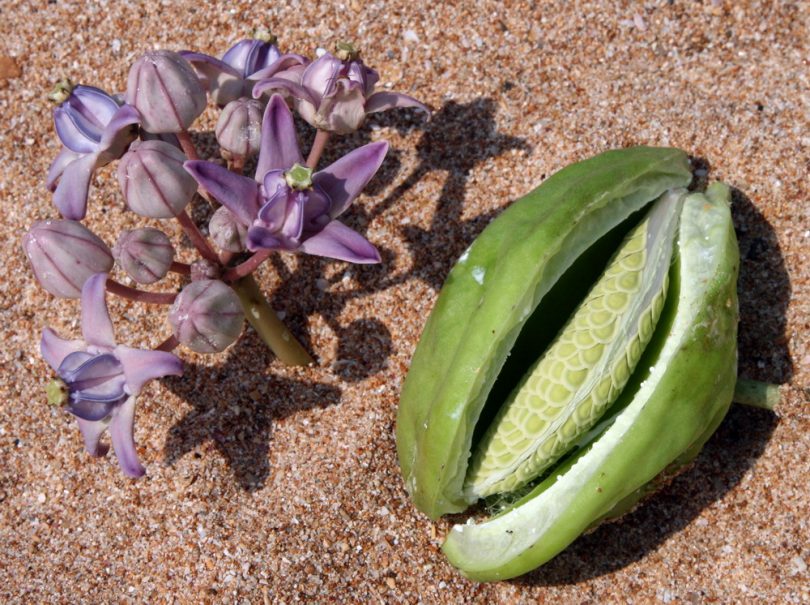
[42,273,183,477]
[253,43,428,134]
[182,33,308,106]
[46,82,140,220]
[185,95,387,264]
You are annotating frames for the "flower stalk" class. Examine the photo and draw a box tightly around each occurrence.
[231,275,313,366]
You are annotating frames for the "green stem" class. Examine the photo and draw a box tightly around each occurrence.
[231,275,313,366]
[733,379,781,411]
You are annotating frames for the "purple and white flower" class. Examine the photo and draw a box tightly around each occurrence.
[253,43,428,134]
[185,94,387,263]
[182,33,308,106]
[46,83,140,220]
[42,273,183,477]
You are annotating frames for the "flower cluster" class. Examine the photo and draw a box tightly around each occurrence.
[25,34,426,477]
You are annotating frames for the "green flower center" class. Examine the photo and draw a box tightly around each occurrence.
[284,163,314,190]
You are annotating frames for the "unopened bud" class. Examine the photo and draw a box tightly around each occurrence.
[216,98,264,158]
[168,280,244,353]
[118,140,197,218]
[23,220,113,299]
[126,50,206,133]
[113,228,175,284]
[209,206,248,252]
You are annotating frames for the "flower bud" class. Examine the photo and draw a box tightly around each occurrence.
[215,98,264,158]
[209,206,248,252]
[23,220,113,299]
[168,280,244,353]
[126,50,206,133]
[117,140,197,218]
[113,228,175,284]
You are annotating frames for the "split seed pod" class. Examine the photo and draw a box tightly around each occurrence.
[395,148,739,580]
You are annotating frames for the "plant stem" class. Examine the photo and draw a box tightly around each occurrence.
[733,379,781,411]
[231,275,313,366]
[306,129,331,169]
[155,335,179,352]
[230,155,245,174]
[176,209,220,264]
[177,131,199,160]
[169,261,191,275]
[222,249,271,282]
[106,280,177,304]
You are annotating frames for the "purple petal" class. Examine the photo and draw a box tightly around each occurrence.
[299,220,381,264]
[46,147,81,191]
[318,79,367,134]
[108,396,145,477]
[81,273,116,349]
[184,160,261,225]
[75,417,110,457]
[97,104,140,163]
[180,50,244,105]
[255,95,302,178]
[256,184,292,231]
[52,152,98,220]
[61,354,125,400]
[115,346,183,395]
[301,53,342,100]
[223,39,281,78]
[250,53,309,81]
[252,77,319,107]
[53,86,119,153]
[41,328,86,371]
[246,225,294,252]
[312,141,388,217]
[347,61,379,96]
[365,91,430,115]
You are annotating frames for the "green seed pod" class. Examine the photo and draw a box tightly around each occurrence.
[441,184,738,580]
[395,147,739,580]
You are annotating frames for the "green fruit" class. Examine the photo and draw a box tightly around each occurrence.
[395,147,739,580]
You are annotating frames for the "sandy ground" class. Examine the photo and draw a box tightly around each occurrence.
[0,1,807,603]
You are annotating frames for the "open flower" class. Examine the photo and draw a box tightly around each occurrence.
[185,94,387,263]
[42,273,183,477]
[181,32,308,106]
[253,43,428,134]
[47,81,140,220]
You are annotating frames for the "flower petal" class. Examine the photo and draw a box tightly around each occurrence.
[52,152,98,220]
[108,396,145,477]
[249,53,309,81]
[115,346,183,395]
[246,225,293,252]
[365,91,430,115]
[299,220,381,264]
[75,417,110,457]
[255,95,302,178]
[41,328,85,371]
[81,273,116,349]
[180,50,244,106]
[97,104,140,163]
[46,147,81,191]
[252,76,319,107]
[301,53,343,100]
[319,79,367,134]
[184,160,261,225]
[312,141,388,217]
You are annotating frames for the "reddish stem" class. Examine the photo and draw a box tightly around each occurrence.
[155,335,180,352]
[222,249,271,282]
[169,261,191,275]
[306,129,331,169]
[177,131,199,161]
[229,155,245,174]
[106,280,177,304]
[176,210,220,264]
